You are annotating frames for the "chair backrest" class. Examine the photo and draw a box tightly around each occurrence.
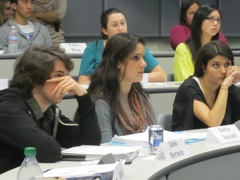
[167,73,174,81]
[157,113,172,131]
[71,76,79,82]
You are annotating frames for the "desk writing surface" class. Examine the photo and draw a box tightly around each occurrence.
[0,53,83,59]
[0,50,240,60]
[65,81,181,100]
[0,57,82,79]
[1,129,240,179]
[124,137,240,179]
[143,81,181,94]
[63,81,181,99]
[167,151,240,180]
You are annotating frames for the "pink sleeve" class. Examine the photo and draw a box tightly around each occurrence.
[169,25,190,50]
[219,32,228,44]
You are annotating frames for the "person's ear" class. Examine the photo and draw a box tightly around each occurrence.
[202,65,206,73]
[101,28,108,36]
[117,63,121,69]
[11,3,17,11]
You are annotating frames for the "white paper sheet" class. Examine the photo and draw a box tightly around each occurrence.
[43,163,117,178]
[61,145,141,156]
[0,79,8,90]
[110,130,207,147]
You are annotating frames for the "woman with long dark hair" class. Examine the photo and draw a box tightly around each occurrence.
[88,33,156,143]
[170,0,227,50]
[174,4,227,81]
[173,41,240,131]
[0,0,12,26]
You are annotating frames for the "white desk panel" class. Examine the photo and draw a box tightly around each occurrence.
[1,129,240,180]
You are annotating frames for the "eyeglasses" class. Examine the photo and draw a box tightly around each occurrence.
[206,17,222,24]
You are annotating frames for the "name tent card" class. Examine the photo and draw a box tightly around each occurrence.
[207,125,240,144]
[0,78,8,90]
[60,43,87,54]
[112,160,125,180]
[155,138,188,161]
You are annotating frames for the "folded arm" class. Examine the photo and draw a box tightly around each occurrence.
[32,0,67,24]
[194,67,238,126]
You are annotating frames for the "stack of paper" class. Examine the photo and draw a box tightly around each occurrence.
[0,79,8,90]
[111,130,149,147]
[43,163,117,179]
[110,130,207,147]
[174,131,207,144]
[61,145,141,163]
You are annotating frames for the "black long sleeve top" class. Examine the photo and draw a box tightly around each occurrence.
[0,87,101,174]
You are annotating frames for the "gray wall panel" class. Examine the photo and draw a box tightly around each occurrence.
[63,0,239,38]
[104,0,160,37]
[219,0,240,37]
[63,0,102,37]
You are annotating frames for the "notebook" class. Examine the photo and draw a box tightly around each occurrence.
[61,145,141,163]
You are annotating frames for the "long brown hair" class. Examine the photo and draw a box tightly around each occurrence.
[89,33,147,116]
[0,0,10,26]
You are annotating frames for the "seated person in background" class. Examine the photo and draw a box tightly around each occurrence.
[0,0,52,53]
[169,0,227,50]
[0,46,101,173]
[174,4,226,81]
[31,0,67,47]
[78,8,167,84]
[88,33,156,143]
[0,0,13,26]
[172,41,240,131]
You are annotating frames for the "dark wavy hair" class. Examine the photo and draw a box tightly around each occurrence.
[187,4,222,63]
[88,32,147,116]
[0,0,10,26]
[10,46,74,98]
[100,8,126,39]
[179,0,200,26]
[194,40,234,77]
[10,0,17,4]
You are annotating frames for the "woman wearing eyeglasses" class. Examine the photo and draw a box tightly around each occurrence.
[0,0,13,26]
[174,4,228,82]
[169,0,227,50]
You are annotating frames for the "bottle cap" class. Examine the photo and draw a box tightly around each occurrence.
[24,147,36,155]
